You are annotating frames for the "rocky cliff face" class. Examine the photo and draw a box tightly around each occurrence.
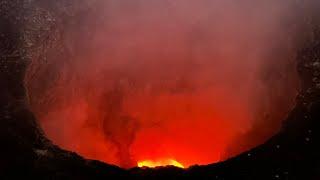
[1,0,320,179]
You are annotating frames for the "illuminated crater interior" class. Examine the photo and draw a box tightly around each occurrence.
[25,0,299,169]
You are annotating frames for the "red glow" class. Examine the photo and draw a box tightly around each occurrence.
[25,0,299,169]
[38,85,253,168]
[126,90,251,167]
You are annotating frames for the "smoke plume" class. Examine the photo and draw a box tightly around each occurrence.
[25,0,304,168]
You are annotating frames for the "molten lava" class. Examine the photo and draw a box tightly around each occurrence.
[138,159,185,168]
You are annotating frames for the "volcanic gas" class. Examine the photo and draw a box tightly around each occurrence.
[25,0,301,169]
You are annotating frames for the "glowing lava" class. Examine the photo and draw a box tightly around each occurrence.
[137,159,185,168]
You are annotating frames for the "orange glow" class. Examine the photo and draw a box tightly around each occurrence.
[138,159,184,168]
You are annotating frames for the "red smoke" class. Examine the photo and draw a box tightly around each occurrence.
[25,0,301,168]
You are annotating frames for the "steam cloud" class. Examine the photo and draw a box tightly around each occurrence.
[26,0,304,168]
